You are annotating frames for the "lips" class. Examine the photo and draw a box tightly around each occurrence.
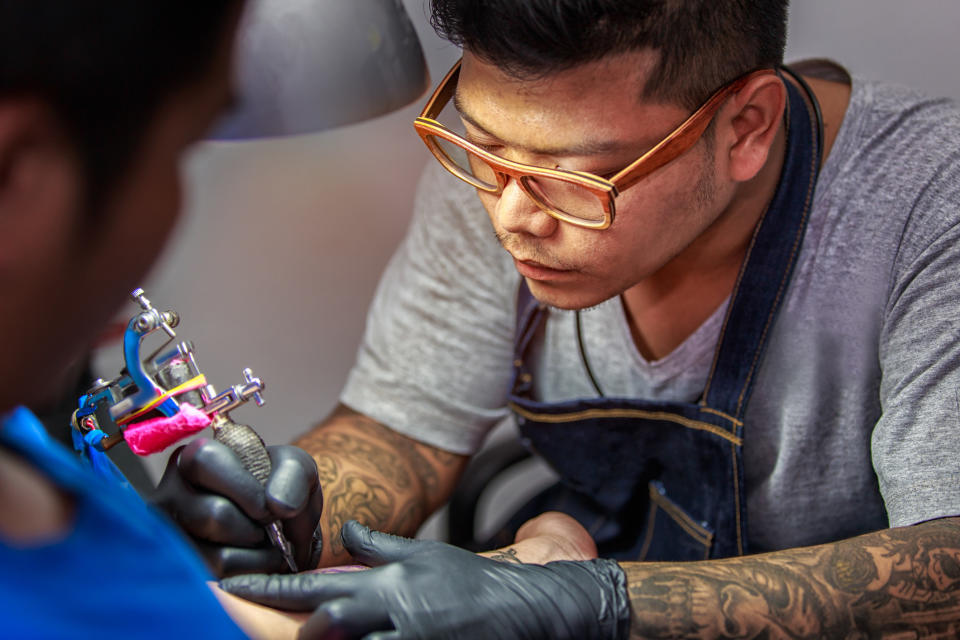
[517,257,563,269]
[513,257,573,281]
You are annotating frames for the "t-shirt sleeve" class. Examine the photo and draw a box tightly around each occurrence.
[340,163,519,454]
[873,143,960,527]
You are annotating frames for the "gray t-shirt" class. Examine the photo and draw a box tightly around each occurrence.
[342,70,960,552]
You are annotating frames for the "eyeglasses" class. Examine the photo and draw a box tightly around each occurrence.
[414,59,774,230]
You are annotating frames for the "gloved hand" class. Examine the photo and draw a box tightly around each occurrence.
[153,437,324,577]
[220,520,630,640]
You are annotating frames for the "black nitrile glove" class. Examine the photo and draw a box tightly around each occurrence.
[153,437,324,577]
[220,520,630,640]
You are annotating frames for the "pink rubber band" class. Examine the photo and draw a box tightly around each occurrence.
[124,403,212,456]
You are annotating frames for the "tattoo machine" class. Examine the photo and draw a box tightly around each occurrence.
[71,288,299,572]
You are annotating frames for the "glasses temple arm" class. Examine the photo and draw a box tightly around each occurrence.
[612,70,771,192]
[422,60,462,119]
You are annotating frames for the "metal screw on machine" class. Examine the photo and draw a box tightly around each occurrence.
[131,288,179,336]
[243,368,265,407]
[203,369,266,415]
[131,287,149,309]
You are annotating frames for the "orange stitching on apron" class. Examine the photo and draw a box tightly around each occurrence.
[698,406,743,427]
[508,402,742,445]
[649,484,715,549]
[732,441,744,556]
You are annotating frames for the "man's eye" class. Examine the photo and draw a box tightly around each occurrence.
[471,140,503,153]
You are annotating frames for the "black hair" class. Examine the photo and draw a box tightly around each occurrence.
[0,1,242,209]
[429,0,788,108]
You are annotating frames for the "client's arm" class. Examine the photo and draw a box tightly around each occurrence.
[210,583,307,640]
[212,511,597,639]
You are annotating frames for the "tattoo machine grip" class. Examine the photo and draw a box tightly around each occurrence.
[213,417,299,573]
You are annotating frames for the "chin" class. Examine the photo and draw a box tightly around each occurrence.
[524,278,615,311]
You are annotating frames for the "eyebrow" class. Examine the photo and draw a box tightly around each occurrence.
[452,90,631,157]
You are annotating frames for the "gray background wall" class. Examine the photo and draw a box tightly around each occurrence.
[92,1,960,539]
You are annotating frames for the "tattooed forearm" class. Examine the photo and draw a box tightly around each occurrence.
[307,429,413,491]
[623,517,960,639]
[348,418,443,500]
[429,446,462,467]
[313,454,338,486]
[294,404,468,564]
[323,472,395,555]
[304,405,451,501]
[393,498,426,536]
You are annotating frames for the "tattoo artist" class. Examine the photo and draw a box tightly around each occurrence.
[163,1,960,637]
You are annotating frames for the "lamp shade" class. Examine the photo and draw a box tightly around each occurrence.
[212,0,429,139]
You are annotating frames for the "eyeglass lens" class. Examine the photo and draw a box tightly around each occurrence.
[425,103,607,223]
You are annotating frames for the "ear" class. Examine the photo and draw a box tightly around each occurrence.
[721,74,787,183]
[0,98,81,271]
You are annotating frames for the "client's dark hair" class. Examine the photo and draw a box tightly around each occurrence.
[430,0,788,108]
[0,1,242,209]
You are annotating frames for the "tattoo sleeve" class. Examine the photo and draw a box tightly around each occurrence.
[294,404,468,565]
[623,517,960,638]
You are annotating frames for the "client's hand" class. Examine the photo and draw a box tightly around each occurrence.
[153,438,324,577]
[220,519,629,640]
[484,510,598,564]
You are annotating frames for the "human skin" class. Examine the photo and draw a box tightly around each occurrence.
[293,47,788,566]
[290,46,960,636]
[211,511,598,639]
[480,511,599,565]
[0,5,298,637]
[0,43,237,415]
[457,50,786,360]
[0,4,239,536]
[289,49,793,570]
[620,519,960,638]
[455,50,960,639]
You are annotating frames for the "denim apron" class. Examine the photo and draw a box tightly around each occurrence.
[503,78,820,561]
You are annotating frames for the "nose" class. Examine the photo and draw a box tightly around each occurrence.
[494,176,559,238]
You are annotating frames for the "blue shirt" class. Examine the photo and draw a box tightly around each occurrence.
[0,407,246,639]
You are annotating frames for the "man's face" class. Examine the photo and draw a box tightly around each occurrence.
[2,15,239,409]
[455,50,732,310]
